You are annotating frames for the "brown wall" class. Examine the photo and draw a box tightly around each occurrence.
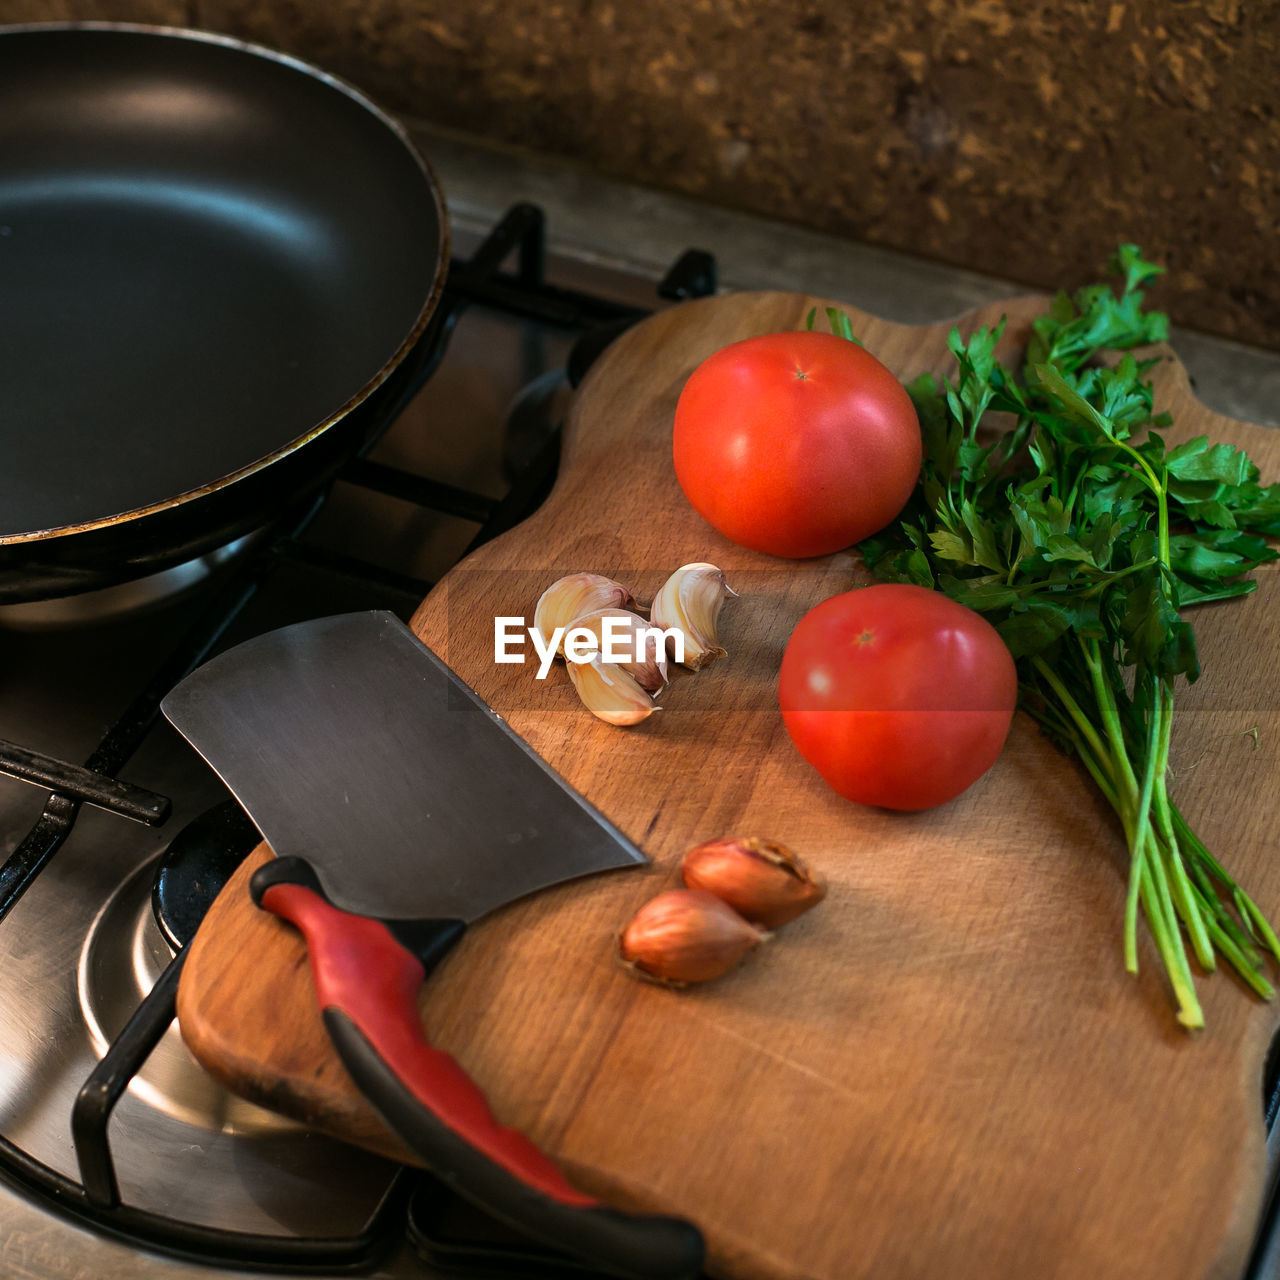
[4,0,1278,348]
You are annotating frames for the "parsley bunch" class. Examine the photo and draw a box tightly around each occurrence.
[850,248,1280,1029]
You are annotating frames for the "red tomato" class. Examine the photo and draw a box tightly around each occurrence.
[673,331,921,558]
[778,584,1017,810]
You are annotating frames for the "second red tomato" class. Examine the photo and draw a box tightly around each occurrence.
[672,331,921,559]
[778,584,1018,810]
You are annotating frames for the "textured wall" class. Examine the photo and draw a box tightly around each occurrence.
[4,0,1277,348]
[0,0,187,20]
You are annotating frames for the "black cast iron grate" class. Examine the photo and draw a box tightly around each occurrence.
[0,203,715,1275]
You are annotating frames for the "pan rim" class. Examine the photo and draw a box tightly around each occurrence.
[0,20,452,548]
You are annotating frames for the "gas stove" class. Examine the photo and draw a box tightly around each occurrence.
[2,121,1280,1280]
[0,188,696,1279]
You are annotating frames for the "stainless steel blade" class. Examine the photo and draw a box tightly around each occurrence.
[160,611,647,922]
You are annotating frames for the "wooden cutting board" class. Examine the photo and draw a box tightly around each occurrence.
[176,291,1280,1280]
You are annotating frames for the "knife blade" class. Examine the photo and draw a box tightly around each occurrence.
[162,611,704,1280]
[161,610,648,920]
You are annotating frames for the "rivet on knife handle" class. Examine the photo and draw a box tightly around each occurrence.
[250,857,706,1280]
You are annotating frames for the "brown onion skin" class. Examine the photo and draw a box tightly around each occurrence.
[680,837,826,928]
[618,889,765,986]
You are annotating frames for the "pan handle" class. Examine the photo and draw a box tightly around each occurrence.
[249,858,705,1280]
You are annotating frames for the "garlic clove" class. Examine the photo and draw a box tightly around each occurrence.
[533,573,634,656]
[566,655,656,726]
[619,889,767,986]
[648,562,736,670]
[681,836,826,928]
[568,608,668,692]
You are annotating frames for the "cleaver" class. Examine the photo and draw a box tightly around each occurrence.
[162,610,704,1280]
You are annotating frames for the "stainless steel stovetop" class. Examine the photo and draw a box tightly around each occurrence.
[1,120,1278,1280]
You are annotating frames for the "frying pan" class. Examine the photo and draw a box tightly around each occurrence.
[0,23,449,603]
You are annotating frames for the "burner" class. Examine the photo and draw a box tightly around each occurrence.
[152,801,261,951]
[77,855,291,1136]
[0,533,261,630]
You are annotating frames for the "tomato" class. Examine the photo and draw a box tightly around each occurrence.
[673,331,921,559]
[778,584,1017,810]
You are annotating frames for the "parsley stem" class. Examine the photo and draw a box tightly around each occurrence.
[1142,823,1202,1027]
[1172,806,1280,964]
[1031,669,1217,984]
[1129,674,1163,929]
[1181,839,1263,965]
[1025,692,1123,811]
[1191,893,1276,999]
[1161,824,1214,970]
[1110,435,1165,507]
[1242,895,1280,965]
[1081,638,1146,970]
[1151,685,1215,970]
[1078,557,1157,598]
[1030,655,1110,769]
[1137,851,1204,1028]
[1072,734,1122,811]
[1083,639,1140,797]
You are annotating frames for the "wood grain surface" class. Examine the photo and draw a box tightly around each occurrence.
[176,291,1280,1280]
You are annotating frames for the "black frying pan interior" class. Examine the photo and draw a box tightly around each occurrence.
[0,26,445,540]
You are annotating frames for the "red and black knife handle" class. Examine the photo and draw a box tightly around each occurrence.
[248,857,705,1280]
